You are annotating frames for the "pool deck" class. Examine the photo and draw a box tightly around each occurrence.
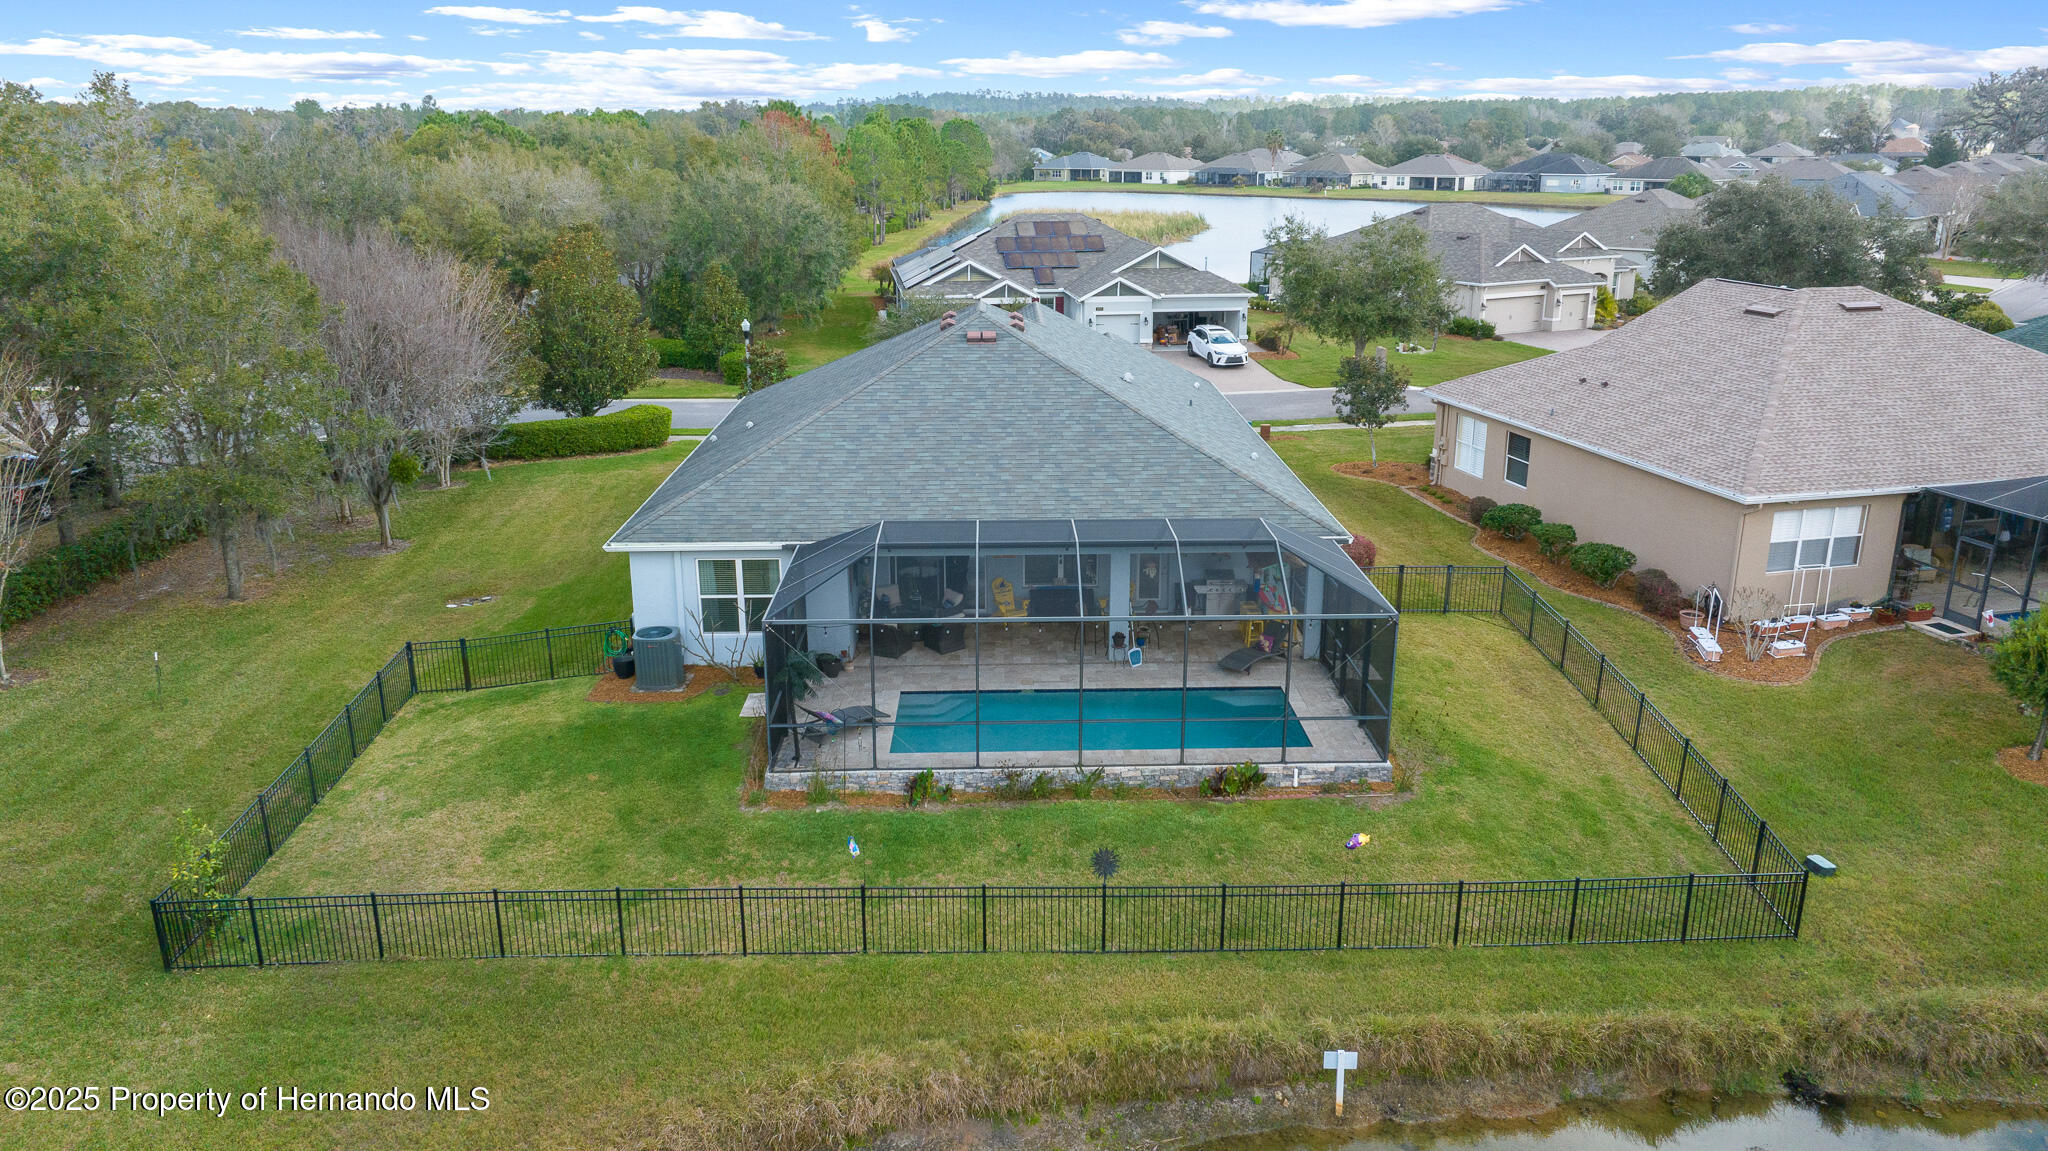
[780,621,1383,776]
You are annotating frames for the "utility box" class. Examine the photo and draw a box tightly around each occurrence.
[1803,854,1837,877]
[632,625,681,691]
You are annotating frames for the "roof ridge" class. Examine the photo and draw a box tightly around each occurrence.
[1006,310,1344,533]
[1738,287,1806,493]
[618,312,969,531]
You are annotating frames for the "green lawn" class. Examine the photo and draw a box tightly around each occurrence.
[991,180,1615,212]
[626,376,740,399]
[1254,322,1553,389]
[5,429,2048,1149]
[1926,257,2024,280]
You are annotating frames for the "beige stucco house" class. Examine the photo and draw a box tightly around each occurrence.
[1426,279,2048,616]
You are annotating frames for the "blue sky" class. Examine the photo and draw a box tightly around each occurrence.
[1,1,2043,110]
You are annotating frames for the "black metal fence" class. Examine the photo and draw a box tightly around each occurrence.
[151,622,629,970]
[150,571,1816,971]
[153,873,1808,968]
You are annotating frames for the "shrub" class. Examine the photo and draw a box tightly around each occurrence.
[1634,568,1686,617]
[1,513,202,627]
[1253,328,1282,352]
[1479,502,1543,540]
[647,336,691,368]
[1201,760,1267,797]
[804,771,835,805]
[1622,290,1657,316]
[719,345,790,389]
[387,451,422,487]
[1069,767,1106,800]
[905,768,937,808]
[491,404,671,460]
[1594,286,1618,327]
[1343,536,1377,568]
[1570,542,1637,587]
[1028,772,1056,800]
[1530,521,1577,557]
[1446,316,1497,339]
[1466,495,1497,525]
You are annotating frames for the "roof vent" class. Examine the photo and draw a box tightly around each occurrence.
[941,310,957,321]
[964,329,1000,343]
[744,420,754,428]
[1743,304,1784,318]
[1121,371,1134,382]
[1840,299,1883,312]
[939,317,956,330]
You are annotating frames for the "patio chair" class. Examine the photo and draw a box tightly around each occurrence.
[989,576,1026,617]
[1217,621,1290,674]
[796,704,890,743]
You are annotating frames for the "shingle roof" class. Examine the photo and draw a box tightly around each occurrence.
[1752,141,1816,159]
[1490,151,1614,176]
[1117,151,1202,171]
[1198,149,1307,174]
[1347,203,1599,287]
[1036,151,1116,170]
[1824,170,1929,218]
[892,212,1244,301]
[1288,152,1387,176]
[1773,157,1853,183]
[1542,189,1697,251]
[1387,152,1491,177]
[606,303,1345,548]
[1426,279,2048,503]
[2001,315,2048,354]
[1880,136,1931,154]
[1627,156,1710,182]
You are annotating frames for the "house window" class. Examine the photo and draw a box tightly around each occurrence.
[1766,506,1864,572]
[1505,433,1531,487]
[1454,414,1488,478]
[699,558,780,633]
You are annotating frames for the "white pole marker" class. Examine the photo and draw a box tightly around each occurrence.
[1322,1048,1357,1116]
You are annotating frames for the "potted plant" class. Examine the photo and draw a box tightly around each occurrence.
[1905,602,1936,623]
[815,652,845,678]
[1843,601,1873,623]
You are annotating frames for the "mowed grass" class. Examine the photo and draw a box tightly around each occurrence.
[625,375,739,399]
[4,427,2048,1148]
[1926,257,2024,280]
[1255,320,1552,389]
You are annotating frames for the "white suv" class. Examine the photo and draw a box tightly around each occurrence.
[1187,325,1247,367]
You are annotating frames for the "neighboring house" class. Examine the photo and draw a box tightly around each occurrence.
[1772,156,1854,186]
[1620,156,1713,191]
[1285,152,1387,188]
[1609,151,1651,172]
[605,302,1398,783]
[1612,141,1645,157]
[1825,152,1899,174]
[1385,153,1491,191]
[1342,203,1612,332]
[1750,141,1817,165]
[2000,315,2048,354]
[1539,188,1698,289]
[1822,170,1933,220]
[1478,152,1615,194]
[1111,151,1201,184]
[893,212,1252,346]
[1887,117,1923,140]
[1696,155,1761,182]
[1680,136,1744,160]
[1427,279,2048,626]
[1032,151,1116,181]
[1193,149,1306,186]
[1881,136,1931,161]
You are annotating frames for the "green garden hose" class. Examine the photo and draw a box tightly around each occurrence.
[604,626,632,656]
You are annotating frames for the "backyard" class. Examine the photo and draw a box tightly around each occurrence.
[3,428,2047,1149]
[1251,318,1553,389]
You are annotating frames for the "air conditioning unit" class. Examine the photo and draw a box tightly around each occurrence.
[632,625,682,691]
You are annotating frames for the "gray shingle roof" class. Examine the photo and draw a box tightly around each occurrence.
[1426,278,2048,502]
[1773,157,1853,183]
[893,212,1243,301]
[606,303,1345,548]
[1542,189,1696,252]
[1346,203,1599,287]
[1288,152,1387,176]
[1198,149,1307,174]
[1752,141,1816,159]
[1117,151,1202,171]
[1625,156,1709,182]
[1490,151,1613,176]
[1824,170,1930,218]
[2001,315,2048,354]
[1387,153,1491,177]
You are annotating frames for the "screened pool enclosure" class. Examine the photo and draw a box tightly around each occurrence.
[761,518,1398,781]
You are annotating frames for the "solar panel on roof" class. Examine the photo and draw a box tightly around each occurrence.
[1032,267,1056,284]
[1079,235,1105,251]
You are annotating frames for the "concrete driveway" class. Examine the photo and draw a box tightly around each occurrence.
[1990,279,2048,323]
[1152,345,1294,393]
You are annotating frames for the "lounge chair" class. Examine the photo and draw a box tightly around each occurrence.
[1217,621,1290,674]
[796,704,889,743]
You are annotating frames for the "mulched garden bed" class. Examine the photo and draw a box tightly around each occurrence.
[1333,460,1431,487]
[1998,745,2048,787]
[586,665,762,705]
[760,779,1397,810]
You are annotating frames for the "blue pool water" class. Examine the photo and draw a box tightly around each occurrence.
[888,688,1311,753]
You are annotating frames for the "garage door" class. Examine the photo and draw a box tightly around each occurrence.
[1482,295,1542,334]
[1555,293,1589,330]
[1096,314,1144,343]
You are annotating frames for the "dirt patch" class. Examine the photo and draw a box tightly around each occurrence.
[586,665,762,705]
[344,539,412,558]
[1998,744,2048,786]
[1251,348,1301,361]
[1334,460,1431,487]
[0,667,51,689]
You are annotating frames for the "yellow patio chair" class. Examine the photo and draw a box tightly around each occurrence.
[990,576,1027,618]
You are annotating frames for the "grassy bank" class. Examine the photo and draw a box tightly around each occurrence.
[1084,208,1209,244]
[5,431,2048,1149]
[1253,321,1552,389]
[992,180,1614,212]
[627,376,738,399]
[1925,257,2023,280]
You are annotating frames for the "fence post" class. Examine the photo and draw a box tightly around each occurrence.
[616,886,628,956]
[1496,566,1507,614]
[1675,738,1691,803]
[737,886,748,957]
[1593,654,1606,708]
[303,750,319,805]
[344,703,359,760]
[545,627,558,680]
[1793,873,1810,938]
[1749,822,1769,876]
[152,899,173,972]
[1558,621,1570,668]
[1631,695,1646,751]
[1680,874,1696,943]
[980,884,988,953]
[375,670,388,725]
[370,892,384,960]
[459,638,473,692]
[492,889,506,957]
[1442,566,1453,613]
[860,884,869,954]
[247,897,265,968]
[1100,883,1109,953]
[1395,565,1405,611]
[1527,586,1538,638]
[256,792,275,857]
[1567,877,1581,943]
[405,641,417,695]
[1712,777,1730,837]
[1334,881,1346,950]
[1217,883,1228,951]
[1451,880,1465,947]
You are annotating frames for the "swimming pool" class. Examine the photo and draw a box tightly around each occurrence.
[888,688,1311,754]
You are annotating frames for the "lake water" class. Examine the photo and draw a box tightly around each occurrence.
[937,190,1582,284]
[1188,1095,2048,1151]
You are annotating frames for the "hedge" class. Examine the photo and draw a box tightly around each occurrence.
[491,405,673,460]
[2,514,202,627]
[648,337,691,368]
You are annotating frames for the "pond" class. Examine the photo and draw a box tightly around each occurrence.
[936,190,1583,284]
[1187,1094,2048,1151]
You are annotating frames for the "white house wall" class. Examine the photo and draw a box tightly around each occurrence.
[627,547,789,665]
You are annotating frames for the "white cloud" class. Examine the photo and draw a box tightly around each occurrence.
[1186,0,1512,29]
[0,34,491,82]
[1463,72,1756,98]
[1138,67,1277,86]
[237,27,384,40]
[1729,22,1795,34]
[849,13,915,42]
[408,34,431,41]
[1309,73,1377,85]
[431,47,938,107]
[471,27,525,35]
[1688,38,2048,86]
[422,6,568,23]
[941,50,1173,77]
[1115,20,1232,45]
[574,7,824,39]
[579,30,605,39]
